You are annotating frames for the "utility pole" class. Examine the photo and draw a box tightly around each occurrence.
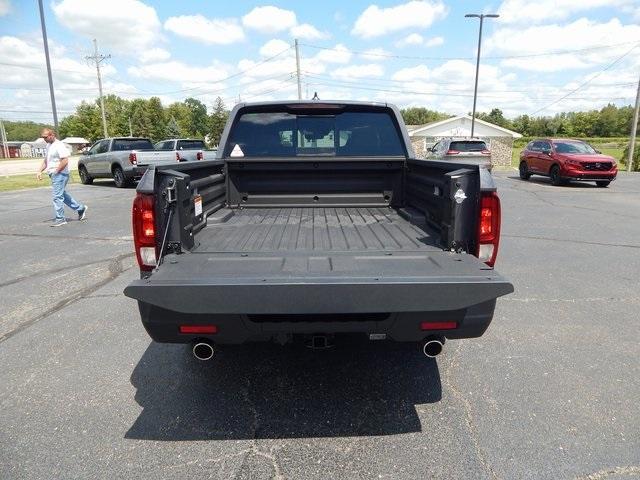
[37,0,58,131]
[86,39,110,138]
[465,13,499,137]
[128,117,133,137]
[627,74,640,172]
[0,118,9,158]
[294,39,302,100]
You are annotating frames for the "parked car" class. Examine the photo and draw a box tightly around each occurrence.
[519,138,617,187]
[78,137,154,188]
[153,138,208,162]
[124,100,513,362]
[428,137,492,170]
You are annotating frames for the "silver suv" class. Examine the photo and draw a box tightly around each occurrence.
[428,137,492,170]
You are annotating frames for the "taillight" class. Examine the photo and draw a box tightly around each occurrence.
[132,193,157,271]
[179,325,218,334]
[476,192,501,267]
[196,151,203,160]
[481,149,491,155]
[176,152,181,162]
[420,321,457,331]
[129,152,137,165]
[446,149,460,155]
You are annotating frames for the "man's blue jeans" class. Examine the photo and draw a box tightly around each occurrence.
[50,173,83,220]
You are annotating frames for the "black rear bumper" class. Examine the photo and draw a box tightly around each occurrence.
[136,299,499,344]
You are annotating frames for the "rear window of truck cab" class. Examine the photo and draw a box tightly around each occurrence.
[224,110,405,157]
[113,139,153,151]
[449,140,488,152]
[177,140,206,150]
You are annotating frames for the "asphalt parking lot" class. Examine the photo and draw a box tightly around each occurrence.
[0,172,638,480]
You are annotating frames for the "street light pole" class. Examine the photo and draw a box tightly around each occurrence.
[465,13,499,138]
[37,0,58,131]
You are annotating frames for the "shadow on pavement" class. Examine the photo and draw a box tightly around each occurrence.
[126,340,442,441]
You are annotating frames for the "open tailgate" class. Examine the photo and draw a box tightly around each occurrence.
[124,250,513,314]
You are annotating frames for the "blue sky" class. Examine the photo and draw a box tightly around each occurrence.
[1,0,639,124]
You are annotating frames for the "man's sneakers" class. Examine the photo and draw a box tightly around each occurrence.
[78,205,88,221]
[50,218,67,227]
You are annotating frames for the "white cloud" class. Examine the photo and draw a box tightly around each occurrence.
[0,36,141,121]
[259,39,291,57]
[139,48,170,63]
[352,1,448,39]
[242,6,297,33]
[392,65,431,82]
[128,61,230,83]
[332,64,384,79]
[290,23,329,40]
[497,0,635,24]
[164,15,245,45]
[0,0,10,16]
[395,33,424,48]
[395,34,442,48]
[313,44,352,64]
[237,57,295,78]
[486,18,640,72]
[52,0,162,55]
[360,48,391,61]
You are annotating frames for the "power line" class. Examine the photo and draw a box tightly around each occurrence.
[125,45,294,96]
[301,71,637,94]
[300,40,640,61]
[530,43,640,115]
[301,76,634,101]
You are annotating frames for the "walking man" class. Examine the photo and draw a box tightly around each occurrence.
[36,128,88,226]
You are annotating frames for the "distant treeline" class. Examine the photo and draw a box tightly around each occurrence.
[4,100,636,144]
[400,104,636,138]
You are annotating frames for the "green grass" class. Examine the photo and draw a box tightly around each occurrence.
[0,170,79,192]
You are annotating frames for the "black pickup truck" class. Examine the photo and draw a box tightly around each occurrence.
[124,101,513,360]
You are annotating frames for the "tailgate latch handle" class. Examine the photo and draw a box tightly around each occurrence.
[165,179,177,205]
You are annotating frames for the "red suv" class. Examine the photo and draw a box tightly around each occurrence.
[519,139,617,187]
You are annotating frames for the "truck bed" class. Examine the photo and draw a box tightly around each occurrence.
[194,207,441,253]
[126,205,512,317]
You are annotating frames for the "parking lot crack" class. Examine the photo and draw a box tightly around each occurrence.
[574,465,640,479]
[503,234,640,249]
[0,231,132,242]
[0,255,133,288]
[0,253,134,344]
[443,344,500,480]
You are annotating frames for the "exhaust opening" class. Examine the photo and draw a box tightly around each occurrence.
[422,337,444,358]
[192,341,215,361]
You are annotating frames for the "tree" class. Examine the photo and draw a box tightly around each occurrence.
[59,101,102,141]
[184,97,209,137]
[166,116,181,138]
[103,94,131,137]
[146,97,166,141]
[511,115,531,136]
[129,99,153,139]
[400,107,449,125]
[4,121,52,141]
[208,96,229,147]
[165,102,191,137]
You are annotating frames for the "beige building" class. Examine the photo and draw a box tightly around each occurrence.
[407,116,522,167]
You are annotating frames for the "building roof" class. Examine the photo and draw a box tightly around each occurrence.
[408,115,522,138]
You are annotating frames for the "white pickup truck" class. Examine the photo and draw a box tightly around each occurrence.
[134,139,208,167]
